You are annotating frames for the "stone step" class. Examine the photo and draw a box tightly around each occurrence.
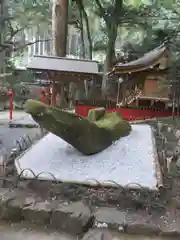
[82,229,168,240]
[93,207,180,237]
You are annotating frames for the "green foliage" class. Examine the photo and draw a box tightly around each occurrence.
[13,82,30,102]
[0,0,51,99]
[1,0,180,89]
[80,0,180,67]
[9,0,51,29]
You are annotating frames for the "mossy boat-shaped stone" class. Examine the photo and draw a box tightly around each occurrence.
[25,99,132,155]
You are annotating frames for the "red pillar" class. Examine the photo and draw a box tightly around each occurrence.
[41,90,45,104]
[53,94,56,106]
[46,88,51,105]
[7,88,14,121]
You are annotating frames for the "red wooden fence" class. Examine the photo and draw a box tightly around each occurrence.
[75,105,176,121]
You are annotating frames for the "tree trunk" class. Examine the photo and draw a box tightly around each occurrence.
[83,9,92,59]
[80,1,92,59]
[101,23,118,98]
[75,0,92,59]
[52,0,69,108]
[52,0,68,56]
[104,23,118,72]
[100,0,122,99]
[77,2,85,58]
[0,0,6,74]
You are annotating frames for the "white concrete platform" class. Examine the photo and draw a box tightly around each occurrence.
[15,124,158,190]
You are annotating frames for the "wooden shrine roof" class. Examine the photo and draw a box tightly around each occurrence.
[108,42,169,76]
[27,55,101,78]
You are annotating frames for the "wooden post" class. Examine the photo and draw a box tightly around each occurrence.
[48,72,55,106]
[51,80,56,106]
[135,98,139,107]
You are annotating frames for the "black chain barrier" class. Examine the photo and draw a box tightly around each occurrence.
[0,166,163,210]
[0,129,46,177]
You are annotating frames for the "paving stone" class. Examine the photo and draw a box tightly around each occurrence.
[176,157,180,168]
[166,150,174,158]
[82,229,113,240]
[175,130,180,140]
[6,196,35,222]
[0,222,78,240]
[124,210,161,235]
[125,223,160,235]
[164,132,177,142]
[166,142,177,151]
[0,188,23,220]
[175,145,180,154]
[94,208,126,230]
[160,230,180,237]
[94,208,164,235]
[157,122,164,132]
[159,212,180,237]
[22,201,52,225]
[51,201,92,235]
[167,127,172,133]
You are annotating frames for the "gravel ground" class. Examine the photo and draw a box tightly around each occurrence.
[0,125,41,155]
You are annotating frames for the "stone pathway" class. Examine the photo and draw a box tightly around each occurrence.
[0,187,179,238]
[0,223,175,240]
[0,222,75,240]
[0,110,41,161]
[83,229,176,240]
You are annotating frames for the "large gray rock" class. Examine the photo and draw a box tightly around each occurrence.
[160,213,180,237]
[175,130,180,140]
[94,208,126,230]
[94,207,161,236]
[0,188,35,221]
[125,223,160,235]
[22,201,52,225]
[51,201,92,235]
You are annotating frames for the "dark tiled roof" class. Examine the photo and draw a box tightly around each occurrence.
[109,42,168,75]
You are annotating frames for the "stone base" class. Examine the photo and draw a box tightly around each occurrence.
[15,125,158,190]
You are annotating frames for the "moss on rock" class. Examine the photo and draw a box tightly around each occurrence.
[25,100,131,155]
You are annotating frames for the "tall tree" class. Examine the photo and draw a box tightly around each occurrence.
[52,0,69,108]
[73,0,92,59]
[0,0,8,74]
[52,0,69,56]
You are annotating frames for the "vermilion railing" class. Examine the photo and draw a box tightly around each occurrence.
[75,105,175,121]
